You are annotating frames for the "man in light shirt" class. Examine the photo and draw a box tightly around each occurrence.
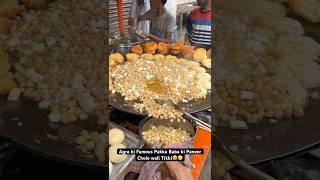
[136,0,176,42]
[129,0,150,34]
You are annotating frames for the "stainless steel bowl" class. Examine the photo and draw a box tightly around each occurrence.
[117,44,131,54]
[138,117,198,148]
[109,38,141,55]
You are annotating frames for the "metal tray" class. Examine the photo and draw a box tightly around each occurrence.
[109,121,144,180]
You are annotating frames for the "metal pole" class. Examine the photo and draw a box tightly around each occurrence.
[116,0,124,37]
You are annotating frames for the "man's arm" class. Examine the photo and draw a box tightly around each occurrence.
[185,12,192,42]
[139,32,173,43]
[137,10,153,22]
[130,0,137,18]
[185,34,190,42]
[129,0,138,33]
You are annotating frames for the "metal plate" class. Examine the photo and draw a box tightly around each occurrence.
[0,96,105,169]
[109,91,211,116]
[216,15,320,165]
[109,122,144,180]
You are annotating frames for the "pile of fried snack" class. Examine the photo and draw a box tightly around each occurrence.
[108,127,128,177]
[0,0,20,95]
[213,0,320,126]
[0,47,16,95]
[142,125,192,147]
[0,0,107,162]
[109,41,211,120]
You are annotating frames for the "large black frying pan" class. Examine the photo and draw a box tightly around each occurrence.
[0,96,105,170]
[0,0,107,170]
[216,99,320,165]
[216,14,320,165]
[109,91,211,116]
[109,48,212,115]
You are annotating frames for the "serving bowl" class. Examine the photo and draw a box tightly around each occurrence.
[138,117,198,148]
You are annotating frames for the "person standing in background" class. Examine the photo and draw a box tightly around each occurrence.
[129,0,151,34]
[186,0,212,50]
[165,0,177,21]
[164,0,178,40]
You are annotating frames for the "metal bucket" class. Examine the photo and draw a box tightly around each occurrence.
[109,37,141,55]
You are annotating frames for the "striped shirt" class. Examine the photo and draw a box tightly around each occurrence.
[187,8,212,49]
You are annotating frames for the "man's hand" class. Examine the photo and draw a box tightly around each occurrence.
[137,33,171,43]
[185,34,190,43]
[157,161,193,180]
[167,161,193,180]
[137,33,150,39]
[128,26,134,34]
[157,143,193,180]
[207,49,211,57]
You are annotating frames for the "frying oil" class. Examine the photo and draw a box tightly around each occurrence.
[146,77,165,94]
